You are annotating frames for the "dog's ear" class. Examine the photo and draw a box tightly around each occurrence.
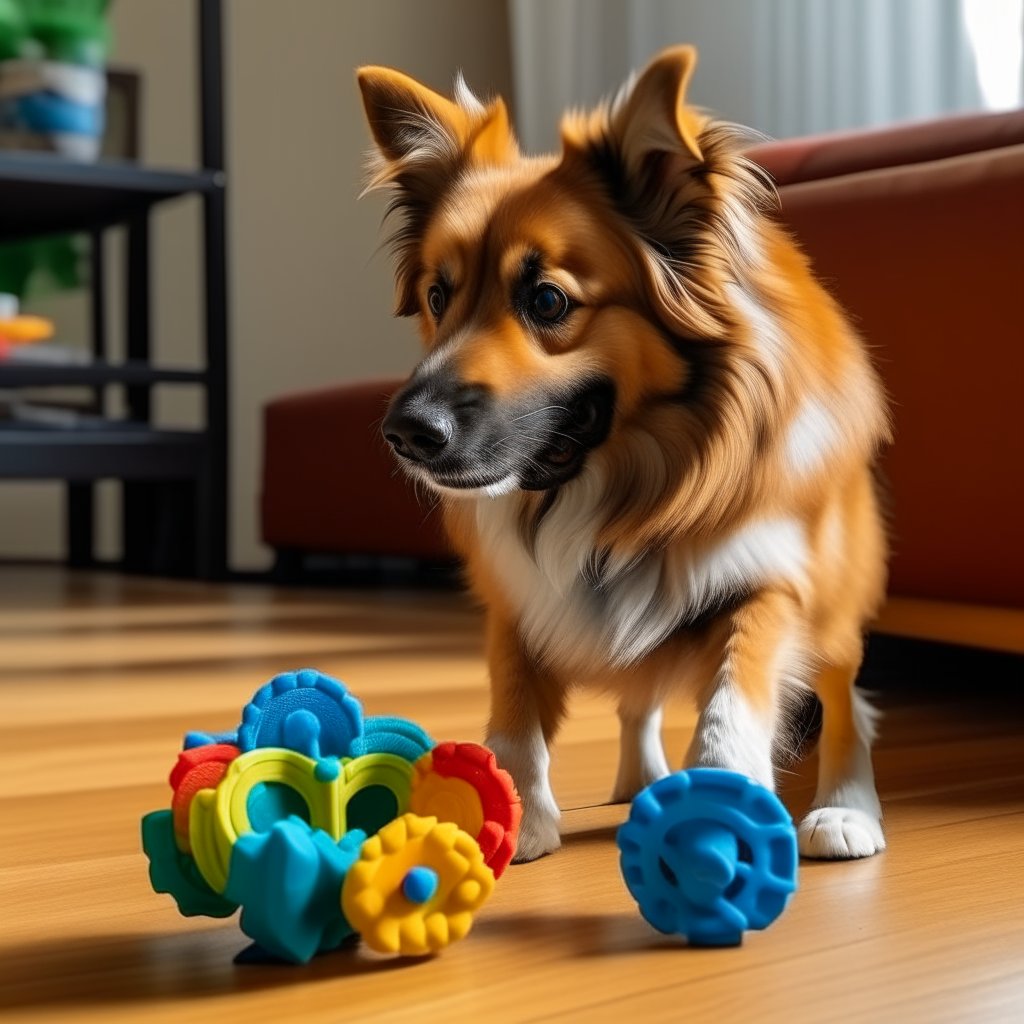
[357,67,516,315]
[357,66,470,166]
[609,45,703,172]
[558,46,726,335]
[562,45,705,184]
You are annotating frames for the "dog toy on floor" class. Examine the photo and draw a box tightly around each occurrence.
[142,668,520,962]
[617,768,798,946]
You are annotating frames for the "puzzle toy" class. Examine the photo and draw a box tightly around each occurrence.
[142,669,521,962]
[618,768,798,946]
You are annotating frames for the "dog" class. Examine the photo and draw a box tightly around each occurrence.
[357,45,890,863]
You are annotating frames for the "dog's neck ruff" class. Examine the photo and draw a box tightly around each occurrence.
[473,465,808,674]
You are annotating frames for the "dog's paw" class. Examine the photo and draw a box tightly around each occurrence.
[799,806,886,859]
[512,808,562,863]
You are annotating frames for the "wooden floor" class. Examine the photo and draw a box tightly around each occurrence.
[1,567,1021,1024]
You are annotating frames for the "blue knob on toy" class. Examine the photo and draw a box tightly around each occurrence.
[402,866,439,904]
[617,769,798,947]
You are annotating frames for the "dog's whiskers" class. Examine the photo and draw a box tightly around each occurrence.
[510,405,571,423]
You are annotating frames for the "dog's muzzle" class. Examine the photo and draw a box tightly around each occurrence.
[383,372,615,491]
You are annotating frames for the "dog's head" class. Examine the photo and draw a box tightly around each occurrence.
[357,46,775,507]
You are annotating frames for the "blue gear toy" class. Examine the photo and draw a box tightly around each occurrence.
[237,668,363,759]
[617,768,798,946]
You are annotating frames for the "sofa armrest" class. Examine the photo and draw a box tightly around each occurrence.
[749,109,1024,187]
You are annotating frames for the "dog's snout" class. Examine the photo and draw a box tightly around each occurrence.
[384,379,495,464]
[383,399,455,462]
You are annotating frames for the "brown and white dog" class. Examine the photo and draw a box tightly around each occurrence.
[357,46,890,862]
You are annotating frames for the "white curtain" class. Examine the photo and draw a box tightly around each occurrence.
[508,0,1023,153]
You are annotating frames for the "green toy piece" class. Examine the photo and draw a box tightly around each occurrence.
[141,810,237,919]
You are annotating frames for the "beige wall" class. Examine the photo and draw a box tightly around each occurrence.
[0,0,512,569]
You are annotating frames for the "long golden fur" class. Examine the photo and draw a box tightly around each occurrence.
[358,46,890,861]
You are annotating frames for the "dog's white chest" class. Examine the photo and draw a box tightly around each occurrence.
[474,482,808,673]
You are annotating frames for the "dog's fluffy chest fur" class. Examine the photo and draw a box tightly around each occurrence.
[474,469,809,674]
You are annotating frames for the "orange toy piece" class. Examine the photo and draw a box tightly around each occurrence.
[169,743,240,852]
[411,742,521,878]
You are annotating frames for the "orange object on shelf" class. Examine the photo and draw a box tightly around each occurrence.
[0,314,55,345]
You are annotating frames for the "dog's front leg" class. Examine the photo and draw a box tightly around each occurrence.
[611,699,670,803]
[685,590,799,789]
[483,610,566,862]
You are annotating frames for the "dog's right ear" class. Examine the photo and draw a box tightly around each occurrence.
[357,67,516,316]
[356,68,469,316]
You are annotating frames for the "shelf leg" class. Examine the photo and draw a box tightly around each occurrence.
[66,482,95,567]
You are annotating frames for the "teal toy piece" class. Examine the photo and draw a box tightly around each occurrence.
[141,810,238,919]
[350,716,434,761]
[225,817,366,964]
[237,669,363,759]
[617,769,798,947]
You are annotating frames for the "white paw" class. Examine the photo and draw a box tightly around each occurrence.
[799,806,886,859]
[512,806,562,863]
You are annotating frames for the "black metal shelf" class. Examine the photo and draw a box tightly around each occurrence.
[0,151,222,241]
[0,0,228,579]
[0,421,207,479]
[0,359,206,388]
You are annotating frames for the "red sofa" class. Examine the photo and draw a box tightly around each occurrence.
[262,110,1024,629]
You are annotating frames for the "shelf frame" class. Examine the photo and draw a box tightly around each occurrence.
[0,361,207,388]
[1,0,229,580]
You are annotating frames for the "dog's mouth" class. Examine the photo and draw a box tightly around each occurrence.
[502,380,615,491]
[392,377,616,495]
[535,391,604,468]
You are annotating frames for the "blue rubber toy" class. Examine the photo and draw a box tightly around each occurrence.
[617,769,798,946]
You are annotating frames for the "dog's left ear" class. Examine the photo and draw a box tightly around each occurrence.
[562,45,705,182]
[561,46,733,337]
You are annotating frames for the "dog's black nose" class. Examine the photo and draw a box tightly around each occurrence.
[382,400,455,463]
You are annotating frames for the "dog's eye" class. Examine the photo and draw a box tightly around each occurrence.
[427,283,447,320]
[532,284,570,324]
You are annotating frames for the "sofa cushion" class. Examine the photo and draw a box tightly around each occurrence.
[777,144,1024,605]
[261,378,450,560]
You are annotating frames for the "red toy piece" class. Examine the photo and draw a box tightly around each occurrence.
[169,743,240,852]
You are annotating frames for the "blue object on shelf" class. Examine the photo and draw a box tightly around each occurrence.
[225,816,366,964]
[617,768,798,947]
[237,668,363,759]
[14,93,102,135]
[349,715,435,762]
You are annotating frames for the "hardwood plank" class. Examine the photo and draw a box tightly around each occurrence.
[0,567,1021,1024]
